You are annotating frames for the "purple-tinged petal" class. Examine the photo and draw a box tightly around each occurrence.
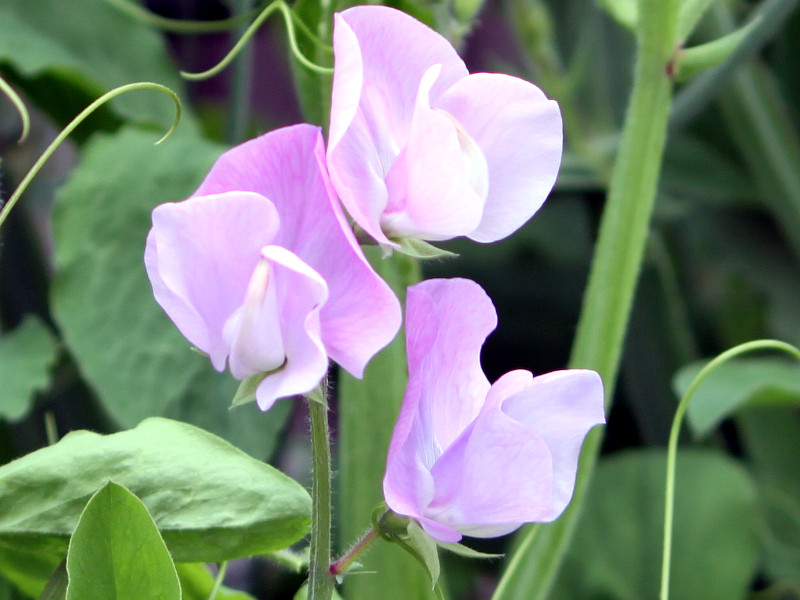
[500,369,604,518]
[327,6,468,245]
[144,192,280,370]
[435,73,563,243]
[427,395,553,538]
[193,124,401,378]
[405,279,495,449]
[251,245,329,411]
[382,65,488,241]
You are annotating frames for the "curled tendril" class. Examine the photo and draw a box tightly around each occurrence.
[660,339,800,600]
[0,81,181,230]
[103,0,256,33]
[0,75,31,143]
[181,0,333,81]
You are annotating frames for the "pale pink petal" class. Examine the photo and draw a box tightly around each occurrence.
[405,279,495,449]
[193,124,401,377]
[500,369,604,518]
[435,73,563,243]
[382,65,488,241]
[427,401,553,537]
[144,192,280,370]
[327,6,468,245]
[251,245,329,411]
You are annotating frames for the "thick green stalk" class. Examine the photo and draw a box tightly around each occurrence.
[492,1,678,598]
[309,393,334,600]
[337,253,436,600]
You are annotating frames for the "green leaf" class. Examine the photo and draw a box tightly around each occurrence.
[0,418,311,563]
[673,357,800,438]
[0,537,66,598]
[0,316,58,421]
[65,482,181,600]
[737,407,800,583]
[230,374,267,408]
[51,127,290,457]
[675,18,761,82]
[549,450,759,600]
[175,563,255,600]
[0,0,196,132]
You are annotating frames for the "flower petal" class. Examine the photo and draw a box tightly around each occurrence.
[251,245,329,411]
[427,394,553,538]
[144,192,280,371]
[405,278,495,450]
[499,369,605,518]
[193,124,401,378]
[382,65,488,241]
[327,6,468,245]
[435,73,563,243]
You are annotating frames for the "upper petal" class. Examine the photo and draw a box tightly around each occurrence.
[435,73,563,243]
[498,369,605,518]
[327,6,468,245]
[193,124,401,378]
[144,192,280,371]
[405,278,495,453]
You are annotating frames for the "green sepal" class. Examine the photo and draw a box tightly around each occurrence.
[65,482,181,600]
[404,520,441,589]
[436,541,503,560]
[304,385,325,406]
[230,373,266,407]
[395,238,458,260]
[674,17,761,82]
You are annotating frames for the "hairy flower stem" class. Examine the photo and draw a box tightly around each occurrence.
[330,525,381,577]
[308,385,334,600]
[227,0,255,144]
[492,2,679,599]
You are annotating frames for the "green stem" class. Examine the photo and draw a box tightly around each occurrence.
[0,82,181,230]
[208,561,229,600]
[659,340,800,600]
[308,385,334,600]
[492,1,679,598]
[104,0,256,33]
[330,525,381,577]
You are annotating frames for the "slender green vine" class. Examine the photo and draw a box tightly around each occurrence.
[0,81,181,230]
[660,339,800,600]
[180,0,333,81]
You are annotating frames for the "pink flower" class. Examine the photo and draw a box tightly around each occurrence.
[383,278,604,542]
[327,6,563,248]
[145,124,401,411]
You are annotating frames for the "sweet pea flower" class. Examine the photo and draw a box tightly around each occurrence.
[327,6,563,248]
[145,124,401,411]
[383,278,604,542]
